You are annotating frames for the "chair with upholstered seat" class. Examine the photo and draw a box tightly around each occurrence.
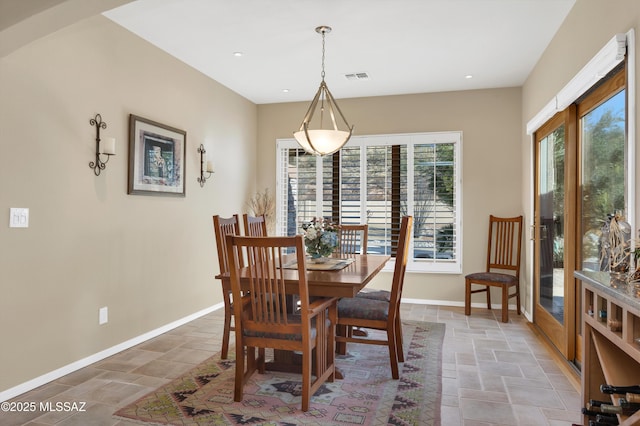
[335,216,413,379]
[351,223,390,302]
[336,224,370,337]
[212,214,243,359]
[243,213,268,237]
[464,215,523,323]
[226,234,338,412]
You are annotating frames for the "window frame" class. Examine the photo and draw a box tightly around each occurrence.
[276,131,463,274]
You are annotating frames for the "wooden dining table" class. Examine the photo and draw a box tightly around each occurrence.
[218,253,390,377]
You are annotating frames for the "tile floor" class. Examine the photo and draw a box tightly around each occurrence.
[3,304,583,425]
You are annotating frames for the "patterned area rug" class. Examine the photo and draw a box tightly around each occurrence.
[114,321,444,425]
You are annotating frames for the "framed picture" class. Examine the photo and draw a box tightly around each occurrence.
[128,114,186,196]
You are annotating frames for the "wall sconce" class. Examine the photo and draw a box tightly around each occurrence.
[89,113,115,176]
[197,144,214,187]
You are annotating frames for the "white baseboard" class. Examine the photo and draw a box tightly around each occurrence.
[0,303,224,402]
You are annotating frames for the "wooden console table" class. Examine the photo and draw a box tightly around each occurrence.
[576,270,640,425]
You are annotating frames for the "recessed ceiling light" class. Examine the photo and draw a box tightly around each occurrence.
[282,89,290,93]
[465,75,473,79]
[233,52,243,57]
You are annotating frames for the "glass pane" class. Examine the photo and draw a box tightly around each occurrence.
[321,155,334,221]
[539,125,565,324]
[413,143,456,261]
[339,146,361,224]
[366,145,393,256]
[581,90,626,271]
[285,149,317,236]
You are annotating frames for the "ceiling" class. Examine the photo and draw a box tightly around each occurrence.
[103,0,576,105]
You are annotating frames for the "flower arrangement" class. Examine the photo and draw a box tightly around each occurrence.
[301,217,339,258]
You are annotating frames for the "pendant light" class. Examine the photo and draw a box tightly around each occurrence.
[293,26,354,156]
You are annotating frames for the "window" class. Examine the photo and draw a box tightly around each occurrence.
[579,68,627,271]
[276,132,462,273]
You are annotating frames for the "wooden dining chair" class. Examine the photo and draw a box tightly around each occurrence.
[336,224,370,337]
[335,216,413,379]
[243,213,268,237]
[464,215,523,323]
[337,224,368,255]
[212,214,243,359]
[226,234,338,411]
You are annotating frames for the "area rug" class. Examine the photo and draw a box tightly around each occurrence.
[114,321,444,426]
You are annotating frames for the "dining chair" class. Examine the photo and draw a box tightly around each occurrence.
[337,224,368,255]
[243,213,268,237]
[335,215,413,379]
[212,214,243,359]
[336,224,370,337]
[226,234,338,411]
[464,215,523,323]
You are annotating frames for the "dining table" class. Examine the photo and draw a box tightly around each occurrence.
[218,253,390,378]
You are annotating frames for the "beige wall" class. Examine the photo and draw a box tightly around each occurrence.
[5,0,638,399]
[0,15,257,392]
[257,88,524,304]
[521,0,640,314]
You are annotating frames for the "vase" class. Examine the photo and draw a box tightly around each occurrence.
[309,254,329,263]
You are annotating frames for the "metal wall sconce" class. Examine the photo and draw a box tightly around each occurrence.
[89,113,116,176]
[197,144,214,187]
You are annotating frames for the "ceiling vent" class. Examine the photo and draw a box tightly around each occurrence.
[344,72,370,81]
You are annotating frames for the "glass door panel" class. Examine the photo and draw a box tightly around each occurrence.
[538,126,566,324]
[580,90,626,271]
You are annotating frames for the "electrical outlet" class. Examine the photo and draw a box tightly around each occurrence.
[9,208,29,228]
[99,307,108,325]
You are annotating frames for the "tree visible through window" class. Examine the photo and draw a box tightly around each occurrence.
[276,132,462,273]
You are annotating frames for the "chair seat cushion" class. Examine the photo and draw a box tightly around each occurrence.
[355,289,391,302]
[466,272,517,284]
[338,297,389,321]
[243,314,318,341]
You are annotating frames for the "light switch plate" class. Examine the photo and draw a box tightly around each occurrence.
[99,307,108,325]
[9,208,29,228]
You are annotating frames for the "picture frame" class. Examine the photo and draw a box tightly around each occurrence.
[128,114,186,197]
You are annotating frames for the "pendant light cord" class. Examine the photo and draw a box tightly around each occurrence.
[321,29,326,81]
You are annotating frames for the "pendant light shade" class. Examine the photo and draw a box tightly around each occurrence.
[294,26,353,156]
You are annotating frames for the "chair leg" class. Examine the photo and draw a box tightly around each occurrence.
[221,306,232,359]
[464,279,472,316]
[234,343,245,402]
[387,326,400,379]
[515,283,522,315]
[301,346,312,412]
[486,285,492,310]
[327,306,337,382]
[501,285,509,323]
[221,285,233,359]
[336,324,347,355]
[394,312,404,363]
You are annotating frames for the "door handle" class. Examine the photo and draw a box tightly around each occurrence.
[530,224,548,240]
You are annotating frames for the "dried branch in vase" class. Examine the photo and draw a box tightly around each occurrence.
[246,188,275,233]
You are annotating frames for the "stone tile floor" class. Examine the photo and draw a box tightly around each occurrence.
[3,304,582,425]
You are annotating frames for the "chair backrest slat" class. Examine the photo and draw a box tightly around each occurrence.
[243,214,268,237]
[213,214,243,274]
[338,224,368,255]
[486,215,523,277]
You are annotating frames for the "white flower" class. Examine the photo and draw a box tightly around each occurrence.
[305,228,317,240]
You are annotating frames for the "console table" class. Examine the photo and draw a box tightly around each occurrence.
[576,270,640,425]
